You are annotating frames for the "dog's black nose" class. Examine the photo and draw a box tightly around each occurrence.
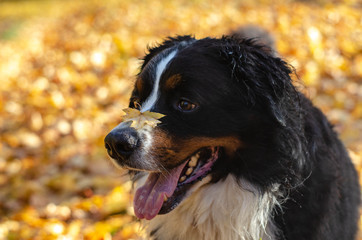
[104,128,139,160]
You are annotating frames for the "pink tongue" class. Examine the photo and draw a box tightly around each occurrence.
[134,162,187,220]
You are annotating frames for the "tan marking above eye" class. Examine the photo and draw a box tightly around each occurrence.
[164,74,182,90]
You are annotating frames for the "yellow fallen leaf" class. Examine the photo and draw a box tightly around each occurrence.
[122,108,165,129]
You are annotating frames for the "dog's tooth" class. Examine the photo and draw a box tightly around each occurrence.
[179,176,186,182]
[189,156,198,167]
[164,195,168,202]
[185,167,193,176]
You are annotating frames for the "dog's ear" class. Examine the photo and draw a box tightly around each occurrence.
[258,57,297,127]
[219,37,298,127]
[265,94,287,127]
[141,35,195,70]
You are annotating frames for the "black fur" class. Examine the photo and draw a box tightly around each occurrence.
[130,35,360,239]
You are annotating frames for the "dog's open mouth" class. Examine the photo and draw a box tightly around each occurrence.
[133,147,219,220]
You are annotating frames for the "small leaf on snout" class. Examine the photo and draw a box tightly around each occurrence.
[122,108,165,130]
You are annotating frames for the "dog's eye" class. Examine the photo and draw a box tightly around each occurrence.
[178,99,197,112]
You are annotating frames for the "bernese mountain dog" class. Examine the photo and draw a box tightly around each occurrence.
[104,33,360,239]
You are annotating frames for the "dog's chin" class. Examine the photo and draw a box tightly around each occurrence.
[133,147,220,220]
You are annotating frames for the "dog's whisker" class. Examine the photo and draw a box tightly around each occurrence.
[156,162,170,177]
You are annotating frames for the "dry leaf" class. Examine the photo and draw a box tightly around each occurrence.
[122,108,165,129]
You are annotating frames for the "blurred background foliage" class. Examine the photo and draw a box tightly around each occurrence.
[0,0,361,239]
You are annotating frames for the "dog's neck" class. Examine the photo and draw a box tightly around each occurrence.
[142,174,280,240]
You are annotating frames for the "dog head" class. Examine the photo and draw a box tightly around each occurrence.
[104,36,306,220]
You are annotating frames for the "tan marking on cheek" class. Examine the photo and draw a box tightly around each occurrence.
[149,129,177,168]
[148,129,243,169]
[178,136,243,158]
[164,74,182,90]
[148,129,200,168]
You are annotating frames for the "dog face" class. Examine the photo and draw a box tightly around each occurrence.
[105,36,305,220]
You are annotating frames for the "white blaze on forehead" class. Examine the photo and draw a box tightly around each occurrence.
[141,50,178,112]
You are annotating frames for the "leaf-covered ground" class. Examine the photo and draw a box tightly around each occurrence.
[0,0,361,239]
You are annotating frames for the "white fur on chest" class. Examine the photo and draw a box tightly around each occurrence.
[143,174,280,240]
